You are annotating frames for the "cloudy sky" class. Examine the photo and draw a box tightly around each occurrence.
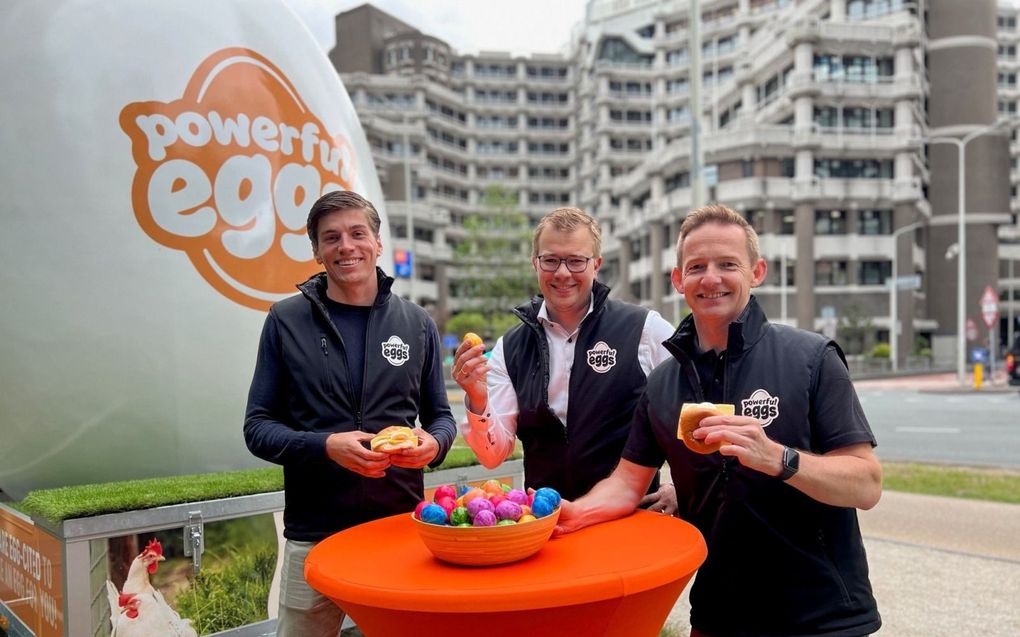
[329,0,589,57]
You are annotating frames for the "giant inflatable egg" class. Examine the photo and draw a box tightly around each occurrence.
[0,0,391,499]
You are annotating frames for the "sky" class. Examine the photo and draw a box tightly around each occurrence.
[329,0,589,57]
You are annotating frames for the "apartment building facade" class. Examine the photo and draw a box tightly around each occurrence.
[332,0,1020,361]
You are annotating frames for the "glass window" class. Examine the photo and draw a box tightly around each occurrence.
[858,260,891,285]
[815,260,849,285]
[859,209,892,235]
[815,210,847,235]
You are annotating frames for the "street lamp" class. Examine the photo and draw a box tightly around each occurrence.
[889,220,924,372]
[401,113,415,303]
[925,118,1014,386]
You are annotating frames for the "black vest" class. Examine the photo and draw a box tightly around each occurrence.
[648,297,880,637]
[504,281,658,500]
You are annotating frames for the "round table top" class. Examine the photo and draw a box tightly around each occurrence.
[305,509,707,613]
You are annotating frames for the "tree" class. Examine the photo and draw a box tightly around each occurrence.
[837,302,874,356]
[451,185,538,340]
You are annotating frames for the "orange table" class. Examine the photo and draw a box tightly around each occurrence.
[305,509,707,637]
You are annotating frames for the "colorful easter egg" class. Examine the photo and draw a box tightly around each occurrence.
[472,510,497,526]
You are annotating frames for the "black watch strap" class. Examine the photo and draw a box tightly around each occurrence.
[779,446,800,481]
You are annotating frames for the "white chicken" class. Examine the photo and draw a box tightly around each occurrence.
[106,538,198,637]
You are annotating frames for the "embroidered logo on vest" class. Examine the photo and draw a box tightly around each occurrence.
[741,388,779,427]
[381,335,410,366]
[586,341,617,374]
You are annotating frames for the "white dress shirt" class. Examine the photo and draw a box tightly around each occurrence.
[458,298,675,469]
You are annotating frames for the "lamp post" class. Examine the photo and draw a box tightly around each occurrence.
[889,220,924,372]
[926,118,1013,386]
[402,113,415,303]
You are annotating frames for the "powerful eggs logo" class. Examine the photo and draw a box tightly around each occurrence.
[119,48,356,311]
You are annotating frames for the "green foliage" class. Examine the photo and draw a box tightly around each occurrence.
[444,312,486,341]
[837,302,874,356]
[453,185,538,337]
[914,335,932,358]
[883,462,1020,505]
[869,342,891,359]
[20,467,284,522]
[175,548,276,633]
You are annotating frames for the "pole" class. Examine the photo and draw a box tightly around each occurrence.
[927,119,1013,386]
[780,250,787,323]
[402,116,415,303]
[689,0,703,210]
[1009,256,1015,350]
[889,220,923,373]
[956,138,966,387]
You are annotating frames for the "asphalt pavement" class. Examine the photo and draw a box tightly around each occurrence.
[665,371,1020,637]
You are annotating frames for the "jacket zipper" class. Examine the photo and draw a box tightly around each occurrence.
[310,295,361,429]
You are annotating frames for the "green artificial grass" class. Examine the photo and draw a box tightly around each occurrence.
[20,468,285,522]
[17,437,522,522]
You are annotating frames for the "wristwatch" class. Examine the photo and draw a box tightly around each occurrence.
[779,446,800,481]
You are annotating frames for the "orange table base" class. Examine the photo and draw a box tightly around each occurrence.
[305,509,707,637]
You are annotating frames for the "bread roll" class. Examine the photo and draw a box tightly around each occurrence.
[370,425,418,453]
[677,402,735,454]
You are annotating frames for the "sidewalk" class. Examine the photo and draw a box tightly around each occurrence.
[665,491,1020,636]
[853,370,1017,393]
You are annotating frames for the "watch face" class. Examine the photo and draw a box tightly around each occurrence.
[781,447,800,480]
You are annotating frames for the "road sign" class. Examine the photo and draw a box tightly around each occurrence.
[442,334,459,350]
[980,285,999,329]
[894,274,921,290]
[394,249,412,278]
[965,317,978,341]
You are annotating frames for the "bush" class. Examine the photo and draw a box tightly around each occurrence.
[175,548,275,633]
[869,343,891,359]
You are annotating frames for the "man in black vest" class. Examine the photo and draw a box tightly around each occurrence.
[557,204,882,637]
[244,191,456,637]
[452,207,676,509]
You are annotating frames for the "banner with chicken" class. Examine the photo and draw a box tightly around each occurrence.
[106,540,196,637]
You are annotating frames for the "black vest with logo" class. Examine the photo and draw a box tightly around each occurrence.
[643,297,880,637]
[503,281,658,500]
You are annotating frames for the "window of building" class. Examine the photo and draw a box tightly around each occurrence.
[779,210,795,234]
[858,209,892,235]
[599,37,653,65]
[858,260,891,285]
[636,24,655,38]
[815,260,849,285]
[815,210,848,235]
[666,48,688,65]
[665,171,690,192]
[814,158,893,178]
[666,78,688,94]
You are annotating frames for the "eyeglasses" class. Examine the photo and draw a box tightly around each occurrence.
[536,255,594,273]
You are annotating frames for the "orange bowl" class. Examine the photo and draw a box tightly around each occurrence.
[412,508,560,566]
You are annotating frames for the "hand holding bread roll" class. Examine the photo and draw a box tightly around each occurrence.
[678,402,735,454]
[370,426,419,453]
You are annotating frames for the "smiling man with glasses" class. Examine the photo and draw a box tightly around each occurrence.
[452,207,677,511]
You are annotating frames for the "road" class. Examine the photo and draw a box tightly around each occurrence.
[855,384,1019,468]
[446,376,1020,469]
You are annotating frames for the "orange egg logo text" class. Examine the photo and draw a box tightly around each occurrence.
[120,48,356,310]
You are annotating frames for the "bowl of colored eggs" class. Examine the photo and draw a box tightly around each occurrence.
[412,480,561,566]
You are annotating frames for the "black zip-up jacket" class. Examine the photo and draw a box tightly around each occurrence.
[623,297,880,637]
[244,269,456,542]
[503,280,660,500]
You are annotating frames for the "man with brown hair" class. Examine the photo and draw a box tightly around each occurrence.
[244,190,455,636]
[557,204,882,637]
[452,207,676,510]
